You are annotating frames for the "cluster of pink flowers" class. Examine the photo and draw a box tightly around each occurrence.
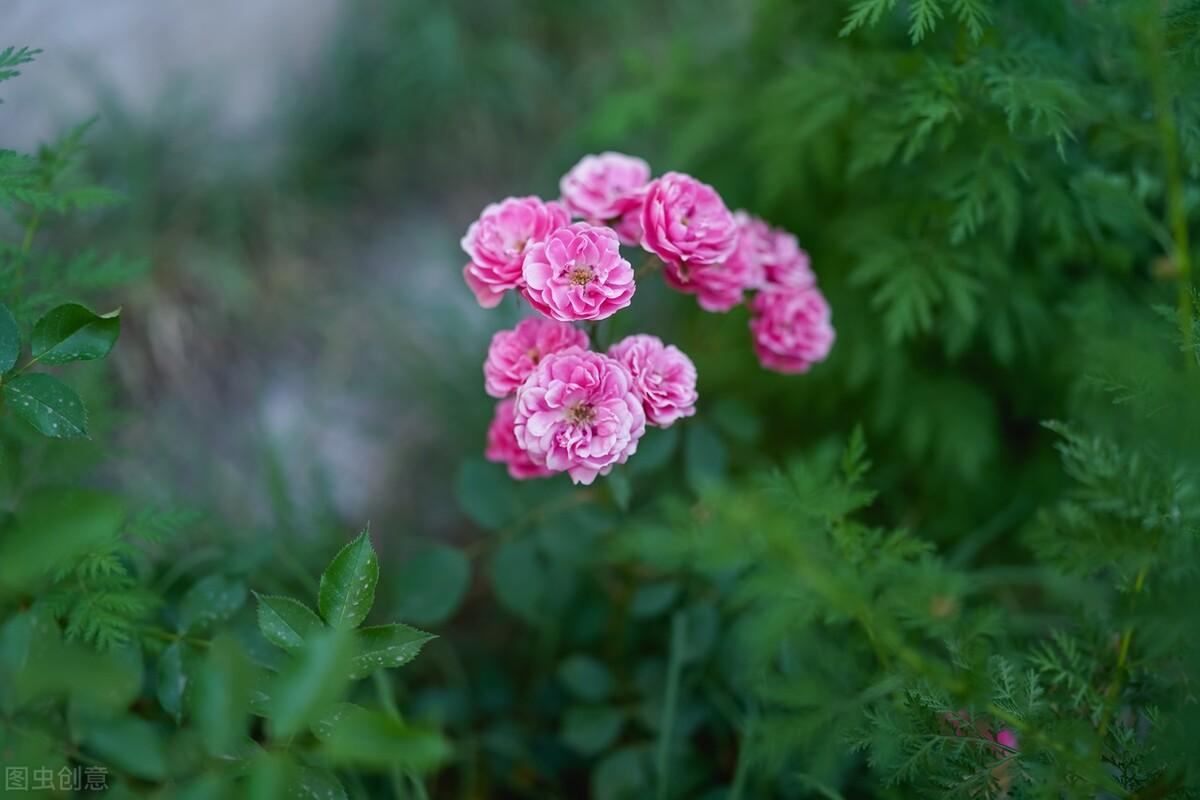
[463,152,834,482]
[481,318,694,484]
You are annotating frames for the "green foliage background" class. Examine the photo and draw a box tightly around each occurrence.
[2,0,1200,797]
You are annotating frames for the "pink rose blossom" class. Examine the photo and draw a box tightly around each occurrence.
[608,334,698,427]
[559,152,651,223]
[662,212,767,312]
[640,172,738,268]
[463,264,505,309]
[486,398,553,480]
[749,287,835,374]
[462,196,570,306]
[612,185,648,246]
[757,220,815,290]
[483,317,589,398]
[522,223,636,322]
[513,349,646,485]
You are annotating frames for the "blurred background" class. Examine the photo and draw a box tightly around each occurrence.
[6,0,767,537]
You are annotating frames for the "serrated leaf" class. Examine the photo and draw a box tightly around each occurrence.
[30,302,120,365]
[178,575,247,633]
[318,530,379,630]
[0,301,19,373]
[348,623,436,679]
[255,593,323,653]
[393,544,470,626]
[3,372,88,438]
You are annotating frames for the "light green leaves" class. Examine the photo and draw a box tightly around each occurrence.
[31,303,120,365]
[255,594,323,653]
[268,628,356,740]
[315,704,450,773]
[0,487,125,590]
[0,302,19,373]
[3,372,88,437]
[318,530,379,630]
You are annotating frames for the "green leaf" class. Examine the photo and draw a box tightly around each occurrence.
[607,466,632,510]
[178,574,247,633]
[489,538,547,624]
[0,301,19,373]
[193,634,254,757]
[79,714,168,781]
[349,623,436,679]
[630,582,680,618]
[292,766,348,800]
[558,654,615,701]
[30,303,120,365]
[3,372,88,438]
[591,745,653,800]
[0,487,125,590]
[318,530,379,630]
[317,704,450,773]
[157,641,188,724]
[456,458,521,529]
[255,593,323,653]
[684,421,728,493]
[393,544,471,626]
[562,705,625,755]
[268,627,356,740]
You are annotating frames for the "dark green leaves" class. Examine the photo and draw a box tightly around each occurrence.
[392,544,470,626]
[0,302,119,439]
[0,302,19,372]
[3,372,88,437]
[255,594,323,653]
[318,530,379,630]
[31,303,120,365]
[349,624,435,679]
[178,575,247,633]
[255,528,435,685]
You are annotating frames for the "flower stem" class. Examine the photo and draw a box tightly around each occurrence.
[655,611,687,800]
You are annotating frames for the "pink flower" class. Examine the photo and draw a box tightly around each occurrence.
[662,212,766,312]
[612,185,648,246]
[640,172,738,268]
[483,317,590,398]
[463,264,505,309]
[486,398,553,480]
[513,349,646,485]
[748,287,835,374]
[756,220,814,291]
[608,334,698,427]
[462,196,570,306]
[559,152,651,223]
[522,223,636,322]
